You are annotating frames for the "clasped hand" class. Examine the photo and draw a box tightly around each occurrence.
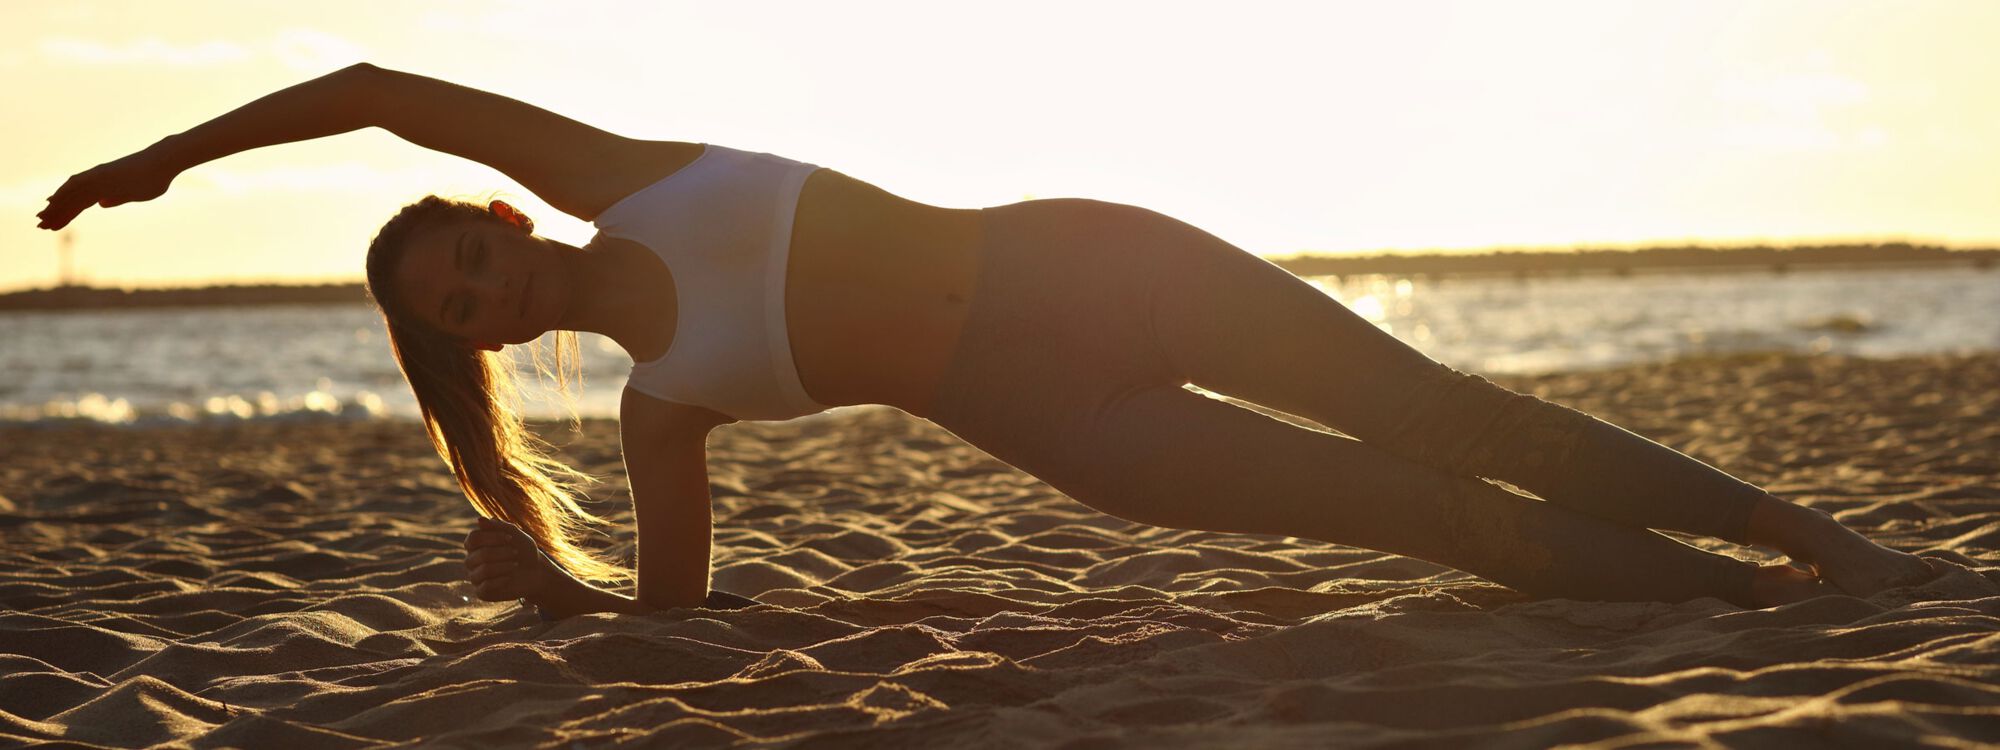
[463,515,570,605]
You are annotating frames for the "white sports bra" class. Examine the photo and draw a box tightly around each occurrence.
[592,143,831,421]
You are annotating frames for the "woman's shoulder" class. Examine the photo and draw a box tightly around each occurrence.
[580,140,709,223]
[619,384,738,443]
[614,140,709,181]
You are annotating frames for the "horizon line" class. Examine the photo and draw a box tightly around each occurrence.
[7,237,1998,296]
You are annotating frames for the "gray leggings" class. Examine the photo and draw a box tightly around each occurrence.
[926,198,1760,607]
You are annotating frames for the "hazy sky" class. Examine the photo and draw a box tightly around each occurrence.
[4,0,1997,291]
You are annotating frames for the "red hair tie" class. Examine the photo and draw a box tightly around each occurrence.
[488,199,534,233]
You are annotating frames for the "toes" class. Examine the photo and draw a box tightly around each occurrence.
[1919,557,1958,577]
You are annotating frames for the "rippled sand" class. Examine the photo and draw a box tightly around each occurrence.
[3,351,1998,747]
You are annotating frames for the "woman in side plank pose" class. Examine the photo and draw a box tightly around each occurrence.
[35,64,1937,618]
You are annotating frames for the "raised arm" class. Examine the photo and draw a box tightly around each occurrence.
[39,62,657,231]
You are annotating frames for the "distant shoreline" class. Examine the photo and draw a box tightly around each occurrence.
[0,282,371,312]
[3,242,1994,312]
[1267,242,2000,280]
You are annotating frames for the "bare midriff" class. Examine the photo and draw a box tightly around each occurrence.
[782,168,986,419]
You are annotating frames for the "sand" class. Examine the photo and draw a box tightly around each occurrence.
[3,351,1998,748]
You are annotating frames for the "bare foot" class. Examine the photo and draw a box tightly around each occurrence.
[1747,498,1935,597]
[1750,563,1833,607]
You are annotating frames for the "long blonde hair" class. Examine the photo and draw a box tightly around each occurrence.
[363,195,633,588]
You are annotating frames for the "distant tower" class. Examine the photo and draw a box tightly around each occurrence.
[58,230,75,287]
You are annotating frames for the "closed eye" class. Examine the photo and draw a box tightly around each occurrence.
[464,240,488,323]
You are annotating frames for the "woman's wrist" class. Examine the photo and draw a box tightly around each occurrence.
[527,577,653,620]
[144,134,198,176]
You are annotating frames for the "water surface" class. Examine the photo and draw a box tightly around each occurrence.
[5,265,1994,424]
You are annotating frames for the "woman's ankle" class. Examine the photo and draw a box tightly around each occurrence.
[1744,495,1835,552]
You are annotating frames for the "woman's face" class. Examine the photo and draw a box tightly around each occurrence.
[392,218,570,347]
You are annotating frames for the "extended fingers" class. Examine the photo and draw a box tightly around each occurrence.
[36,200,80,230]
[37,177,92,229]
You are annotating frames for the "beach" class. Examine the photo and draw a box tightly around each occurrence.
[3,350,1997,747]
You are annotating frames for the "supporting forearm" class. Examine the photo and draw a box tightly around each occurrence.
[533,579,660,619]
[149,63,381,174]
[532,579,757,620]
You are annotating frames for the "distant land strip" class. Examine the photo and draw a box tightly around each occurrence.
[2,243,1995,311]
[0,282,370,311]
[1269,242,1999,279]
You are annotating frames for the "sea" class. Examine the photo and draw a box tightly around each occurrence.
[4,263,1996,426]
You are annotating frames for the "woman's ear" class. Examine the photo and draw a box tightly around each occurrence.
[489,199,534,233]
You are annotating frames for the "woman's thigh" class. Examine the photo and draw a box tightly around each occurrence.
[1122,203,1450,440]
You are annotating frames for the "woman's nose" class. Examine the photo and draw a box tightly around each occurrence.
[470,269,511,297]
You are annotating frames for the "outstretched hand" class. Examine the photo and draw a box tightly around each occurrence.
[463,515,570,605]
[37,147,182,231]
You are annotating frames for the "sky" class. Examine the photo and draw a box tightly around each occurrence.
[3,0,1997,292]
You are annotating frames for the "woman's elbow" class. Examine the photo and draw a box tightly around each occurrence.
[335,61,383,87]
[332,62,388,125]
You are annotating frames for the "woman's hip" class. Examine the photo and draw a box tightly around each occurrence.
[927,199,1206,421]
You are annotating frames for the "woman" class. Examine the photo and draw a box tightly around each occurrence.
[36,64,1935,618]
